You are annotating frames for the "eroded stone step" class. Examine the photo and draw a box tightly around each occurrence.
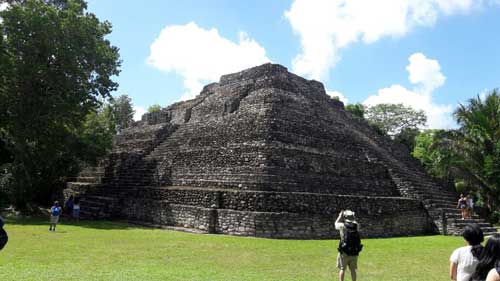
[452,221,493,228]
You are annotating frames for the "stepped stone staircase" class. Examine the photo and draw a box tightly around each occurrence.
[65,63,497,238]
[350,126,497,236]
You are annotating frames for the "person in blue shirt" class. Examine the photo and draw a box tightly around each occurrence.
[49,201,62,232]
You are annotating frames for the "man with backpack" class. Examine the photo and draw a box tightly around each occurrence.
[335,210,363,281]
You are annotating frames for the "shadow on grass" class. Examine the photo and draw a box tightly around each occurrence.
[3,216,143,230]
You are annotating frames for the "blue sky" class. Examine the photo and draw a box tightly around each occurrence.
[86,0,500,127]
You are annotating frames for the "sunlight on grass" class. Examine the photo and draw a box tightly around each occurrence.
[0,218,463,281]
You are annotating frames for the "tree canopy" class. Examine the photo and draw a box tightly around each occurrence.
[451,90,500,210]
[365,103,427,137]
[148,104,162,113]
[0,0,120,208]
[345,103,365,118]
[110,95,134,132]
[413,90,500,212]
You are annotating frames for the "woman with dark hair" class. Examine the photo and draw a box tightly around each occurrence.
[471,233,500,281]
[458,193,468,220]
[450,224,484,281]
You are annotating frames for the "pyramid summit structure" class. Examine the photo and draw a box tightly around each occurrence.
[66,63,496,238]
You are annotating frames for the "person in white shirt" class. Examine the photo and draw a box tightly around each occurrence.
[450,224,484,281]
[467,194,474,219]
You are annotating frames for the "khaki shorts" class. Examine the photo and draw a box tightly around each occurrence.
[337,253,358,271]
[50,215,60,224]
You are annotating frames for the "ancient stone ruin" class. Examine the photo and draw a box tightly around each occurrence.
[66,63,497,238]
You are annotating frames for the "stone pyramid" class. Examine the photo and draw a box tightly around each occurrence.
[66,63,496,238]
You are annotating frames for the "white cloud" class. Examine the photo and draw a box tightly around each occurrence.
[406,52,446,92]
[364,53,455,129]
[326,90,348,104]
[147,22,270,101]
[133,106,146,121]
[285,0,480,80]
[479,88,490,100]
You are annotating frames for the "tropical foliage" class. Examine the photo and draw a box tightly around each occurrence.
[414,90,500,212]
[147,104,162,113]
[345,103,365,118]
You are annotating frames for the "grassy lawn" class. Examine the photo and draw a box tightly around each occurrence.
[0,218,464,281]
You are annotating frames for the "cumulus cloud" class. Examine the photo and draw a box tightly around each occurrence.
[406,52,446,92]
[326,90,348,104]
[147,22,270,100]
[364,53,454,129]
[133,106,146,121]
[285,0,479,80]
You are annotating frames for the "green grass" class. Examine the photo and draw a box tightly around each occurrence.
[0,218,464,281]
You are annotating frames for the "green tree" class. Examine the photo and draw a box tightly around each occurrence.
[365,103,427,137]
[414,90,500,212]
[413,129,454,178]
[147,104,161,113]
[451,90,500,210]
[394,128,420,151]
[345,103,365,118]
[0,0,120,208]
[77,104,117,165]
[110,94,134,132]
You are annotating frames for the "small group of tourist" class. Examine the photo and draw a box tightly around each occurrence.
[48,195,81,232]
[458,193,475,220]
[450,224,500,281]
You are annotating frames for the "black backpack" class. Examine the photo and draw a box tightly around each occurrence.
[0,228,7,250]
[338,222,363,256]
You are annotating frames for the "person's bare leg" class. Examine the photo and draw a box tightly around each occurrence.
[351,269,357,281]
[339,269,345,281]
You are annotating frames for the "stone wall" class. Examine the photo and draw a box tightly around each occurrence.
[120,187,434,238]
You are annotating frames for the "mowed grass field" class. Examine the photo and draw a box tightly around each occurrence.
[0,218,465,281]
